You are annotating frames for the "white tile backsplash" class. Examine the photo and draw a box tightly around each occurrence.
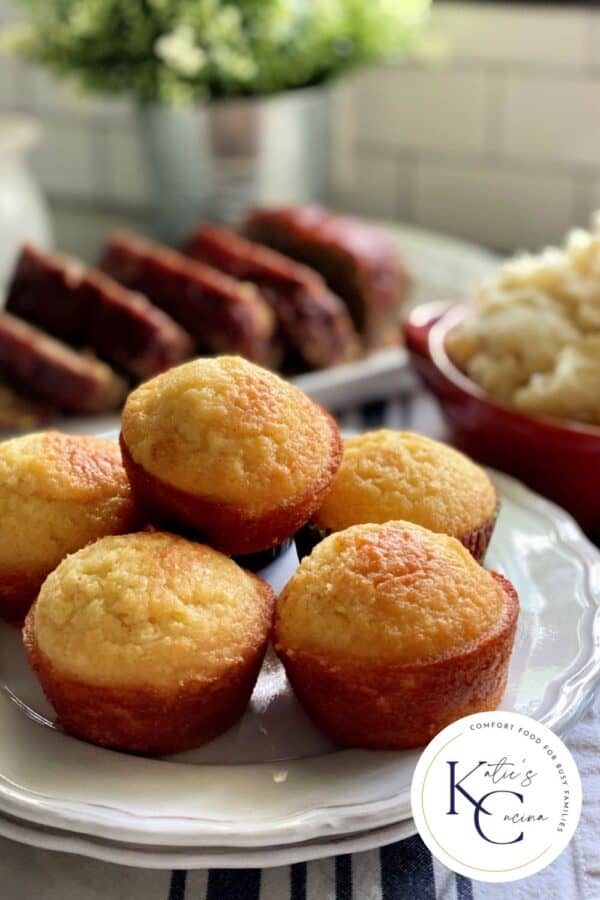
[353,63,488,154]
[574,178,600,229]
[431,2,588,67]
[503,73,600,168]
[30,121,97,198]
[0,58,15,107]
[585,11,600,67]
[27,69,102,120]
[27,67,135,123]
[103,129,150,206]
[51,206,148,264]
[2,1,600,253]
[334,154,414,221]
[414,161,575,251]
[330,81,356,195]
[0,0,16,25]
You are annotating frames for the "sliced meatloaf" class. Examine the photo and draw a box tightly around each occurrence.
[6,245,193,379]
[183,224,359,370]
[0,313,127,413]
[244,206,409,349]
[101,232,275,365]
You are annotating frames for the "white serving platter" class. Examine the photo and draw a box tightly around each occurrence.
[1,470,598,865]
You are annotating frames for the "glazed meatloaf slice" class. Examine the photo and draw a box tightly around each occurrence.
[0,313,127,413]
[101,232,275,364]
[244,206,409,349]
[6,246,193,380]
[183,224,359,370]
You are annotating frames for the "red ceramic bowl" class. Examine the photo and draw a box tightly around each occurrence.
[404,301,600,537]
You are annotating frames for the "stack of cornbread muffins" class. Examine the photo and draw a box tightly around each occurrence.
[0,355,518,755]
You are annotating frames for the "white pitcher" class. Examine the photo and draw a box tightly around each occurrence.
[0,115,51,294]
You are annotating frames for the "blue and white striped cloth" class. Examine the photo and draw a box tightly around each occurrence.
[1,390,599,900]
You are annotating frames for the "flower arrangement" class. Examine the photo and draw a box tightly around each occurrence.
[6,0,431,104]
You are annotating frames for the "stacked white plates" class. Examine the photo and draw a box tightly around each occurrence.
[1,471,599,868]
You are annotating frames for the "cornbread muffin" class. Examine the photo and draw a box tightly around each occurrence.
[275,522,518,749]
[299,430,498,563]
[0,432,138,622]
[120,356,342,555]
[24,532,275,754]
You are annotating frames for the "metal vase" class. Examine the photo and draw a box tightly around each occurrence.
[139,86,331,244]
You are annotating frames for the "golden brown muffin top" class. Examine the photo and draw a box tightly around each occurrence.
[33,532,274,689]
[275,521,506,666]
[0,431,130,501]
[0,432,136,574]
[121,356,341,516]
[312,430,496,538]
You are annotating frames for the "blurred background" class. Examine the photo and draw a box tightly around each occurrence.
[2,0,600,263]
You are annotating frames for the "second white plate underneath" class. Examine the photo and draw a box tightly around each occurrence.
[0,811,417,870]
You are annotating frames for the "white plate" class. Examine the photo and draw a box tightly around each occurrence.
[293,346,409,410]
[0,470,599,852]
[0,811,417,870]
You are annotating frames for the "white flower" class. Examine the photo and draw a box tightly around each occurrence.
[155,25,206,78]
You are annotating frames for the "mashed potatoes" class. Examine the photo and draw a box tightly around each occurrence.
[446,214,600,425]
